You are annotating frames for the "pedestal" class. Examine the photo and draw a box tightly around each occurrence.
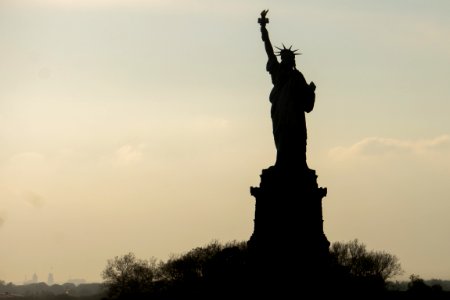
[247,165,330,293]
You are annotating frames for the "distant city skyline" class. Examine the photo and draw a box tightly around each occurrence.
[19,272,86,286]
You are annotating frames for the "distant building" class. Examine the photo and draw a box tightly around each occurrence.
[23,273,38,285]
[47,273,54,285]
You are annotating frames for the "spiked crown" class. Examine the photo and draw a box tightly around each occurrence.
[275,44,301,60]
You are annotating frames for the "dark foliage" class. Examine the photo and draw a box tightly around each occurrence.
[101,240,250,300]
[330,239,403,281]
[102,252,160,299]
[99,239,426,299]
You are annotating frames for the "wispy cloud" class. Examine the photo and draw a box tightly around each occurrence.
[329,135,450,159]
[114,144,145,166]
[7,152,46,165]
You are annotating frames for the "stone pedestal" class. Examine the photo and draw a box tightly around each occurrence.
[247,165,330,291]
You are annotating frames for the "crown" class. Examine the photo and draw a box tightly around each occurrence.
[275,44,301,57]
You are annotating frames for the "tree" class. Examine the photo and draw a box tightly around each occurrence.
[155,240,250,299]
[159,240,222,282]
[330,239,403,282]
[408,274,438,293]
[159,240,247,283]
[102,252,159,299]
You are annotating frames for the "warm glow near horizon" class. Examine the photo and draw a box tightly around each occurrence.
[1,0,450,284]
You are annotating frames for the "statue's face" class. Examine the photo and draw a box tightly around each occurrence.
[280,49,296,68]
[281,55,295,68]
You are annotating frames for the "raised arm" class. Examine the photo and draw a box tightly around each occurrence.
[259,10,276,61]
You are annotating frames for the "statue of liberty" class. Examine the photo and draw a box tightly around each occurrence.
[259,10,316,170]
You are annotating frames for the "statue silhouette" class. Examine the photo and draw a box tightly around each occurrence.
[249,11,330,297]
[259,10,316,170]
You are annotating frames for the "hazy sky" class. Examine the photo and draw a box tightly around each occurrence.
[1,0,450,284]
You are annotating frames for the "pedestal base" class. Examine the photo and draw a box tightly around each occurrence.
[248,165,330,289]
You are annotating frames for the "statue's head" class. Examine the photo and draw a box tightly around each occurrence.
[276,44,301,69]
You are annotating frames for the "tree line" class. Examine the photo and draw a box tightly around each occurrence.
[2,239,447,299]
[101,239,450,299]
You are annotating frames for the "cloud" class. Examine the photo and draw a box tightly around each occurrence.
[22,190,46,208]
[114,144,144,166]
[329,135,450,160]
[7,152,46,165]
